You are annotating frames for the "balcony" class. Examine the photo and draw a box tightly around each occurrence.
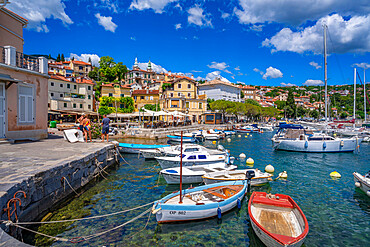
[0,45,47,74]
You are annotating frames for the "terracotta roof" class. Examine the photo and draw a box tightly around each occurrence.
[50,74,70,82]
[76,78,94,85]
[132,90,159,95]
[73,60,91,65]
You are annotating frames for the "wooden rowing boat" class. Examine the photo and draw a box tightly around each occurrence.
[152,180,247,223]
[248,192,309,247]
[202,169,272,185]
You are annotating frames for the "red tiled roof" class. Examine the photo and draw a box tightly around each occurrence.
[132,90,159,95]
[50,74,70,82]
[76,78,94,85]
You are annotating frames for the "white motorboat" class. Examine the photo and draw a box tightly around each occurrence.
[235,125,260,133]
[202,169,272,185]
[272,124,360,153]
[141,144,227,159]
[259,125,274,132]
[152,180,247,223]
[354,171,370,197]
[160,164,237,184]
[155,152,233,169]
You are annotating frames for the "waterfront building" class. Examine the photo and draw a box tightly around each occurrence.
[132,89,160,112]
[198,79,242,102]
[0,7,49,140]
[101,83,132,98]
[48,75,95,118]
[161,77,207,122]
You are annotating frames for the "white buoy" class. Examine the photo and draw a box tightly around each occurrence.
[239,153,246,158]
[355,182,361,188]
[250,135,253,137]
[238,135,241,138]
[227,138,231,142]
[265,164,274,173]
[279,171,288,179]
[246,157,254,165]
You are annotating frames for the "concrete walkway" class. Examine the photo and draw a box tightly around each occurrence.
[0,134,114,246]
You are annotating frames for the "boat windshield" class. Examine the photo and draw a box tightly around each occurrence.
[198,155,207,159]
[184,148,199,152]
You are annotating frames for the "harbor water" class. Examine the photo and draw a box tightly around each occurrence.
[30,132,369,246]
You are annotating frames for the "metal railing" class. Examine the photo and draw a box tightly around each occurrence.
[15,51,39,72]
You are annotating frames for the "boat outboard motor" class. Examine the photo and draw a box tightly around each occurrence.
[245,170,255,193]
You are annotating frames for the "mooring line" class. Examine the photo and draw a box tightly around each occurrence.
[6,222,69,242]
[3,201,155,225]
[61,177,80,196]
[115,147,131,166]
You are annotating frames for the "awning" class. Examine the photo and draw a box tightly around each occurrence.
[0,73,22,89]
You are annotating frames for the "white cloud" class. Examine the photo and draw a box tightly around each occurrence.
[206,71,230,83]
[253,68,263,75]
[69,53,100,67]
[224,69,233,74]
[303,79,324,86]
[130,37,136,41]
[221,12,230,19]
[129,0,178,14]
[188,5,212,27]
[309,61,322,69]
[237,72,244,76]
[191,70,202,73]
[262,67,283,80]
[95,13,117,32]
[175,23,182,30]
[249,24,263,32]
[234,0,369,26]
[193,36,199,40]
[234,66,240,71]
[353,63,370,69]
[137,61,168,74]
[281,82,296,87]
[237,81,246,84]
[174,3,182,11]
[208,62,229,71]
[6,0,73,32]
[262,14,370,54]
[100,0,119,13]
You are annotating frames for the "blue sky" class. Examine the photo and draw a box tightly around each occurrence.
[7,0,370,86]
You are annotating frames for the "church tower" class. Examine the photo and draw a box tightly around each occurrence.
[133,57,139,70]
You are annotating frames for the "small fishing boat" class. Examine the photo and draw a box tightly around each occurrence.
[354,171,370,197]
[152,180,247,223]
[167,135,196,143]
[141,144,227,159]
[235,125,259,133]
[249,192,309,247]
[155,152,233,169]
[160,164,237,184]
[118,142,170,154]
[202,169,272,185]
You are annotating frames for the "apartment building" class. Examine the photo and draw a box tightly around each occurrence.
[132,89,160,111]
[198,79,242,102]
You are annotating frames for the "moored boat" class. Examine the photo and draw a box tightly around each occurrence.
[202,169,272,185]
[160,164,237,184]
[353,171,370,197]
[152,180,247,223]
[167,135,196,143]
[118,142,170,154]
[248,192,309,247]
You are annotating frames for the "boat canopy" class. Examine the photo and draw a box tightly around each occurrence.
[278,123,304,129]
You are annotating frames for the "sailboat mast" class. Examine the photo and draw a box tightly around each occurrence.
[354,68,356,128]
[364,68,367,122]
[179,131,183,204]
[324,25,328,121]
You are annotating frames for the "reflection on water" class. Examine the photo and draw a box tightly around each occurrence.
[28,133,370,246]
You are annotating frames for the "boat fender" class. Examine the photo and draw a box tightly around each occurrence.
[227,138,231,142]
[245,136,248,138]
[340,140,344,147]
[237,199,241,209]
[304,141,308,148]
[217,207,222,219]
[246,157,254,165]
[265,164,275,173]
[323,142,327,149]
[367,190,370,197]
[355,182,361,188]
[238,135,241,138]
[330,171,341,178]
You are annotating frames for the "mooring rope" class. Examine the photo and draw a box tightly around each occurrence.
[61,177,80,196]
[3,201,154,225]
[115,147,131,166]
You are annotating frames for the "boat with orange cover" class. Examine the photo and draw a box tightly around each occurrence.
[248,192,309,247]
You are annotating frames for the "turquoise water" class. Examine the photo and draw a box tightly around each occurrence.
[34,133,369,246]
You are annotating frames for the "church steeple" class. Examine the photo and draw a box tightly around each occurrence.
[133,57,139,70]
[147,60,152,71]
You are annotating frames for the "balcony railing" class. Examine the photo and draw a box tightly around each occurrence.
[0,46,5,64]
[16,52,39,72]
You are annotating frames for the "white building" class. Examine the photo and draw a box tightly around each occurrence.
[198,79,242,102]
[48,74,95,114]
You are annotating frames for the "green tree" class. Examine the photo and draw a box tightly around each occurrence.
[88,67,99,81]
[113,62,127,81]
[240,91,245,99]
[285,91,296,118]
[275,100,286,110]
[162,83,172,91]
[98,105,112,115]
[56,54,60,62]
[310,110,319,119]
[144,104,161,111]
[61,54,65,62]
[48,54,51,59]
[207,98,215,110]
[226,102,245,121]
[297,106,306,118]
[245,99,260,106]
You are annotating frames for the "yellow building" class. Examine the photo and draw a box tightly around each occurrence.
[101,83,131,98]
[161,78,207,122]
[132,89,160,111]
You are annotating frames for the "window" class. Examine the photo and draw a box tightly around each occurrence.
[88,105,91,109]
[198,155,207,159]
[60,94,63,97]
[150,96,153,100]
[51,93,54,97]
[51,82,54,86]
[64,103,67,108]
[199,103,203,109]
[109,93,113,97]
[188,93,191,98]
[79,66,83,70]
[178,84,182,89]
[146,96,148,100]
[120,104,125,108]
[67,84,70,88]
[134,96,137,100]
[48,103,50,108]
[140,96,145,100]
[186,102,189,108]
[170,93,174,97]
[88,95,91,100]
[74,85,77,89]
[88,86,91,90]
[73,103,76,108]
[108,103,113,107]
[178,93,181,97]
[148,74,150,78]
[18,85,34,124]
[120,94,124,97]
[60,84,63,88]
[188,84,191,89]
[188,155,196,160]
[80,104,83,108]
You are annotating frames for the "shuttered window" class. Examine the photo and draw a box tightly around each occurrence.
[18,85,34,124]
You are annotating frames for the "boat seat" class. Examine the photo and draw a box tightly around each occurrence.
[203,189,227,199]
[253,196,294,208]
